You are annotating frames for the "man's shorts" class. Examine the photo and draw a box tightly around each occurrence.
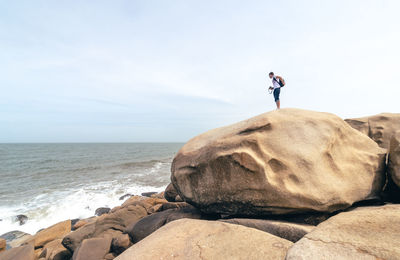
[273,88,281,102]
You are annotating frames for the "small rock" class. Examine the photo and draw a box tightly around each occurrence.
[104,253,116,260]
[141,192,157,197]
[119,194,132,201]
[95,207,111,216]
[15,215,28,225]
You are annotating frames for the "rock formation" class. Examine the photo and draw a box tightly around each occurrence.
[172,109,386,215]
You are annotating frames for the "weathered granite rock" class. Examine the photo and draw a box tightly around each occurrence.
[220,218,314,242]
[285,204,400,259]
[345,113,400,149]
[116,219,293,260]
[172,109,387,215]
[0,244,34,260]
[25,220,71,249]
[388,131,400,188]
[62,204,147,252]
[38,239,71,260]
[72,237,111,260]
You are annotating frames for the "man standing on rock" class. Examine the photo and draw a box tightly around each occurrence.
[268,72,285,109]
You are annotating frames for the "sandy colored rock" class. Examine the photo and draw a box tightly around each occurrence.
[62,204,147,252]
[39,239,71,260]
[26,220,71,248]
[346,113,400,149]
[0,244,34,260]
[0,239,5,252]
[116,218,292,260]
[286,204,400,260]
[388,131,400,187]
[72,237,111,260]
[220,218,314,242]
[172,108,386,215]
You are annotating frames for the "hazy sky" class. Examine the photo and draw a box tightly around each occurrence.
[1,0,399,142]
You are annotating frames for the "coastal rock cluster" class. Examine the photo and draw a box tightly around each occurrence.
[1,108,399,260]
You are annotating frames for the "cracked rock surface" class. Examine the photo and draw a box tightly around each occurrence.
[285,204,400,260]
[116,218,293,260]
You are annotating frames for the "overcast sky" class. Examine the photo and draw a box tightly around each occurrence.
[1,0,399,142]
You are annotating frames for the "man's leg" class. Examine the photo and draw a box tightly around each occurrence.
[276,100,280,109]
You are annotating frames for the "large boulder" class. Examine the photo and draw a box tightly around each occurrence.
[26,220,71,249]
[172,109,386,215]
[345,113,400,149]
[388,131,400,187]
[219,218,314,242]
[0,244,34,260]
[116,219,293,260]
[286,204,400,259]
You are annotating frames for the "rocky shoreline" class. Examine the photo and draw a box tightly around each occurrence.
[1,108,400,260]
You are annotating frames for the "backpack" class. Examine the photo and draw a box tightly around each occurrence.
[273,77,285,87]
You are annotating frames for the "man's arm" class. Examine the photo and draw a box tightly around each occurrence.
[276,76,285,85]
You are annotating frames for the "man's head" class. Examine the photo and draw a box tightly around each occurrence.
[269,72,274,79]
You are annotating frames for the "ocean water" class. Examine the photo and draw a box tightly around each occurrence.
[0,143,183,235]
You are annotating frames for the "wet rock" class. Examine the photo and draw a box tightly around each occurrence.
[15,215,28,226]
[0,231,32,249]
[141,192,157,197]
[118,194,132,201]
[95,207,111,216]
